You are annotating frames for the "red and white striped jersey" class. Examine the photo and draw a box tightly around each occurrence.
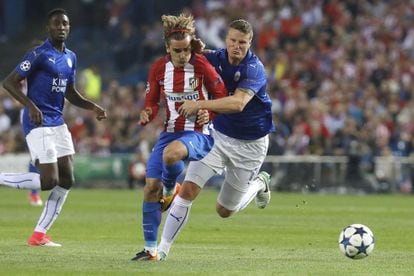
[143,53,227,134]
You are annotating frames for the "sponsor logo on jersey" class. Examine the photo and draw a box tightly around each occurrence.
[165,91,200,101]
[48,57,56,64]
[20,60,31,71]
[51,78,68,93]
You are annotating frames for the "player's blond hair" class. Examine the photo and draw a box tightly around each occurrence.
[161,13,195,45]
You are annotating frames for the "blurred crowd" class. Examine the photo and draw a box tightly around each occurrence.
[1,0,414,189]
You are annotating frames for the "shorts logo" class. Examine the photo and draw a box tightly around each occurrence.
[46,149,55,159]
[189,77,199,89]
[20,60,31,71]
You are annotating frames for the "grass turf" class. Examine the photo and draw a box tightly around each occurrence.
[0,187,413,275]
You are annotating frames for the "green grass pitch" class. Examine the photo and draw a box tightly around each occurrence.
[0,187,413,275]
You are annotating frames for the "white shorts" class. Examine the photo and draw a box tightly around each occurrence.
[185,129,269,210]
[25,124,75,164]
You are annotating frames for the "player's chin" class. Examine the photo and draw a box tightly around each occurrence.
[56,34,67,41]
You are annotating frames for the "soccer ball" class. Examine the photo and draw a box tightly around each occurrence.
[338,224,375,259]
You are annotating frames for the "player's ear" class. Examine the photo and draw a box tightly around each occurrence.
[165,42,170,53]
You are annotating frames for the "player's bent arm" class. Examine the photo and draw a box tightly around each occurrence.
[181,88,253,116]
[2,71,36,108]
[201,88,253,113]
[65,84,107,120]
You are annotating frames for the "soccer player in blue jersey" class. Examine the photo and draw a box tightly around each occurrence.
[157,19,275,260]
[0,8,106,247]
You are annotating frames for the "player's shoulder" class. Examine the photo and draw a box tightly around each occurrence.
[192,52,211,66]
[245,51,264,67]
[152,55,168,68]
[27,42,48,58]
[64,47,76,56]
[148,55,168,76]
[243,51,266,76]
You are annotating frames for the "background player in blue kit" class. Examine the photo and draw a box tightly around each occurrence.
[157,19,275,260]
[0,8,106,247]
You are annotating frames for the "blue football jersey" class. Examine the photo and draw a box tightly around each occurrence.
[205,49,275,140]
[15,39,76,136]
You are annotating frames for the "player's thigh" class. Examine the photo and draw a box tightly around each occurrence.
[26,126,59,164]
[177,132,214,161]
[217,177,249,211]
[55,124,75,158]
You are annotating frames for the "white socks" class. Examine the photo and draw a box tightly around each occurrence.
[34,185,69,233]
[0,172,41,190]
[158,196,192,256]
[236,176,264,212]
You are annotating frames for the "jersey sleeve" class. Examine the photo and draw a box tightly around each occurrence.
[143,62,161,122]
[15,48,41,78]
[68,53,76,85]
[200,55,227,99]
[238,60,267,94]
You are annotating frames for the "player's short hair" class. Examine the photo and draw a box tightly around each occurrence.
[229,19,253,41]
[47,8,68,23]
[161,13,195,45]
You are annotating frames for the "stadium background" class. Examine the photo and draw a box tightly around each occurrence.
[1,0,413,193]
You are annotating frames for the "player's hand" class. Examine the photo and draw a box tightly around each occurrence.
[94,105,107,121]
[139,107,152,125]
[196,109,209,125]
[178,100,200,117]
[191,38,205,53]
[28,103,43,126]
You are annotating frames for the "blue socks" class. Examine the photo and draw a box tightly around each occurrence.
[162,161,184,190]
[142,202,162,248]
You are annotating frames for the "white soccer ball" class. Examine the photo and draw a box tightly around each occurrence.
[338,224,375,259]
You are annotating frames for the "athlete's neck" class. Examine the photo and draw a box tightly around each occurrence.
[228,57,241,65]
[51,40,65,52]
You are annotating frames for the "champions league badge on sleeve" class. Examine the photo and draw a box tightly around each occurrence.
[20,60,31,71]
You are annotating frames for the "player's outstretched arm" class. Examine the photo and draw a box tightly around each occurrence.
[65,83,107,121]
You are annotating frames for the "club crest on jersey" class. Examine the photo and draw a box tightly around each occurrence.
[67,58,72,68]
[189,77,199,89]
[234,71,241,82]
[20,60,31,71]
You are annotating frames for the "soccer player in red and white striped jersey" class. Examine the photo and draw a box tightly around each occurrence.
[131,13,227,261]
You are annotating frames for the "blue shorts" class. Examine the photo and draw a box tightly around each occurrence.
[146,131,214,179]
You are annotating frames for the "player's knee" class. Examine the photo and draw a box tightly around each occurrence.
[40,176,59,191]
[59,175,75,190]
[143,181,162,200]
[179,182,201,201]
[163,142,186,165]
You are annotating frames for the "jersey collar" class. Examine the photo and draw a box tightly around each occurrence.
[45,38,67,54]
